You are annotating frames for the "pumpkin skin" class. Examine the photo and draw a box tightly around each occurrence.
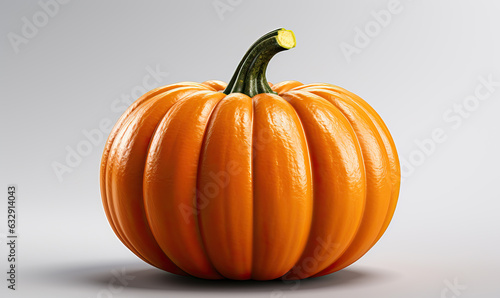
[100,29,400,281]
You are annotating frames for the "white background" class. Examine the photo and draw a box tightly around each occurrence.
[1,0,499,297]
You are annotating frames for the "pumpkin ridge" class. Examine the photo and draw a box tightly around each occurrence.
[335,89,400,244]
[100,85,187,264]
[105,100,159,265]
[299,86,400,248]
[107,87,203,273]
[250,96,256,279]
[306,88,392,276]
[196,93,254,279]
[143,90,225,278]
[102,113,155,265]
[279,90,366,279]
[275,93,315,277]
[193,93,230,279]
[250,94,313,280]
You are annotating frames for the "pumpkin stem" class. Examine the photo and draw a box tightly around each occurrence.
[223,29,296,97]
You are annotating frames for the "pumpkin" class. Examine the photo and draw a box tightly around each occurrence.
[100,28,400,281]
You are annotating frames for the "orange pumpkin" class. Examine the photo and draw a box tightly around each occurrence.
[100,28,400,280]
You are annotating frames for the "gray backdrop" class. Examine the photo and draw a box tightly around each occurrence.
[1,0,499,297]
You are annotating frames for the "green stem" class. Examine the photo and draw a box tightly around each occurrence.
[223,28,296,97]
[223,29,281,93]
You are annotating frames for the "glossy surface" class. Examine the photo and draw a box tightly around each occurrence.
[100,80,401,280]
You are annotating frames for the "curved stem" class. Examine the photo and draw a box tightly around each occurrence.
[223,29,281,93]
[223,29,296,97]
